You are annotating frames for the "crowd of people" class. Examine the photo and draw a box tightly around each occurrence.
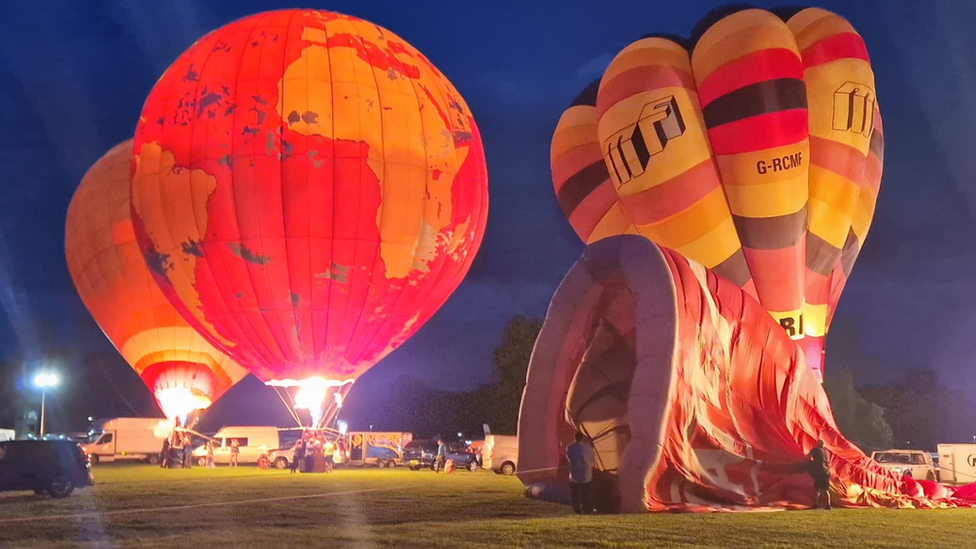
[289,430,344,473]
[159,430,196,469]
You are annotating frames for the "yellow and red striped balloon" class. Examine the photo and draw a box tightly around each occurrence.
[549,7,882,380]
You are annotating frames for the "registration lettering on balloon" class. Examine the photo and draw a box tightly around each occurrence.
[756,152,803,175]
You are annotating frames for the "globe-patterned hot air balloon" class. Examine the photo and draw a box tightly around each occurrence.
[131,10,488,426]
[66,140,248,422]
[550,7,882,379]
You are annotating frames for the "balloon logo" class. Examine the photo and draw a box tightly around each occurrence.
[131,10,488,425]
[551,8,882,379]
[66,141,248,422]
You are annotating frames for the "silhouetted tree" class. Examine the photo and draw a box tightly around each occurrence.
[823,369,893,452]
[482,315,543,435]
[860,367,949,449]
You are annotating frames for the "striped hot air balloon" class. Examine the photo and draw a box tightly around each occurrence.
[549,7,882,379]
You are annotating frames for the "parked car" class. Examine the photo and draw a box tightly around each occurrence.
[265,440,300,469]
[403,439,435,470]
[484,434,518,475]
[870,449,937,481]
[403,439,479,472]
[0,440,93,498]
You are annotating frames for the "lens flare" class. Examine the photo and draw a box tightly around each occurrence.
[155,387,211,421]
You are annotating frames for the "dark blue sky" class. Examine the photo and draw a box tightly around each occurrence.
[2,0,976,423]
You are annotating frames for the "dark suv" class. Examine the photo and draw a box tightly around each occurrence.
[0,440,93,498]
[403,439,478,472]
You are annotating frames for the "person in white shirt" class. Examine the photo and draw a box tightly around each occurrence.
[565,432,596,514]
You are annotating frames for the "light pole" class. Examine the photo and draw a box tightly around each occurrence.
[34,372,59,437]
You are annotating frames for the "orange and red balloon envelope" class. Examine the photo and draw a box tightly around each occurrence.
[66,140,247,420]
[130,10,488,416]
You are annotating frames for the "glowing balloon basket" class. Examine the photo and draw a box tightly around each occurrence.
[130,10,488,415]
[267,378,354,429]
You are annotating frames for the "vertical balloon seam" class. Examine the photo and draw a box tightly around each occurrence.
[338,14,391,376]
[318,12,343,379]
[384,28,480,371]
[330,13,373,377]
[345,18,434,370]
[376,24,468,368]
[233,12,294,371]
[301,12,320,364]
[206,12,283,372]
[277,9,307,370]
[250,12,297,370]
[174,17,247,369]
[153,42,213,399]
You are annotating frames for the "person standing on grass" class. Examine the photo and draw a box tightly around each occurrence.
[160,435,170,468]
[807,439,831,510]
[566,431,596,514]
[435,438,447,473]
[230,439,240,468]
[171,432,184,469]
[292,440,305,473]
[206,441,216,468]
[182,433,193,469]
[324,440,335,473]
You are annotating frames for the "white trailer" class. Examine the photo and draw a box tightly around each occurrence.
[936,444,976,485]
[0,428,14,442]
[81,417,175,464]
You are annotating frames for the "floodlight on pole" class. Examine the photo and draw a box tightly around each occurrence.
[34,372,60,437]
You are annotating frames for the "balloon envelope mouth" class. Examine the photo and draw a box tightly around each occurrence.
[155,387,212,421]
[266,377,354,427]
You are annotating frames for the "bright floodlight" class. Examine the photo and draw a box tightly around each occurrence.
[34,372,59,388]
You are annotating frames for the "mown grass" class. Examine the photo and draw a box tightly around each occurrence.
[1,464,974,548]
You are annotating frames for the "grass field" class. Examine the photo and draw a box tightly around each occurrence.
[1,464,975,548]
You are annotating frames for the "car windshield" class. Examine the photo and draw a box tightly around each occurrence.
[875,453,922,464]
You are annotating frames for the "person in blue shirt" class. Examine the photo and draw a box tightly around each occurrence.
[435,438,447,472]
[566,431,597,514]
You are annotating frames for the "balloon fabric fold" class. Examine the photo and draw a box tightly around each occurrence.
[531,7,970,512]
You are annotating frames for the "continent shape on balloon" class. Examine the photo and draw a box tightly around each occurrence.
[130,10,488,426]
[66,140,248,422]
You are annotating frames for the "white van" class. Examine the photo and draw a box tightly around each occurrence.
[82,418,175,464]
[484,434,518,475]
[192,426,280,466]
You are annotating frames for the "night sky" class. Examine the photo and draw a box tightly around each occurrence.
[2,1,976,430]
